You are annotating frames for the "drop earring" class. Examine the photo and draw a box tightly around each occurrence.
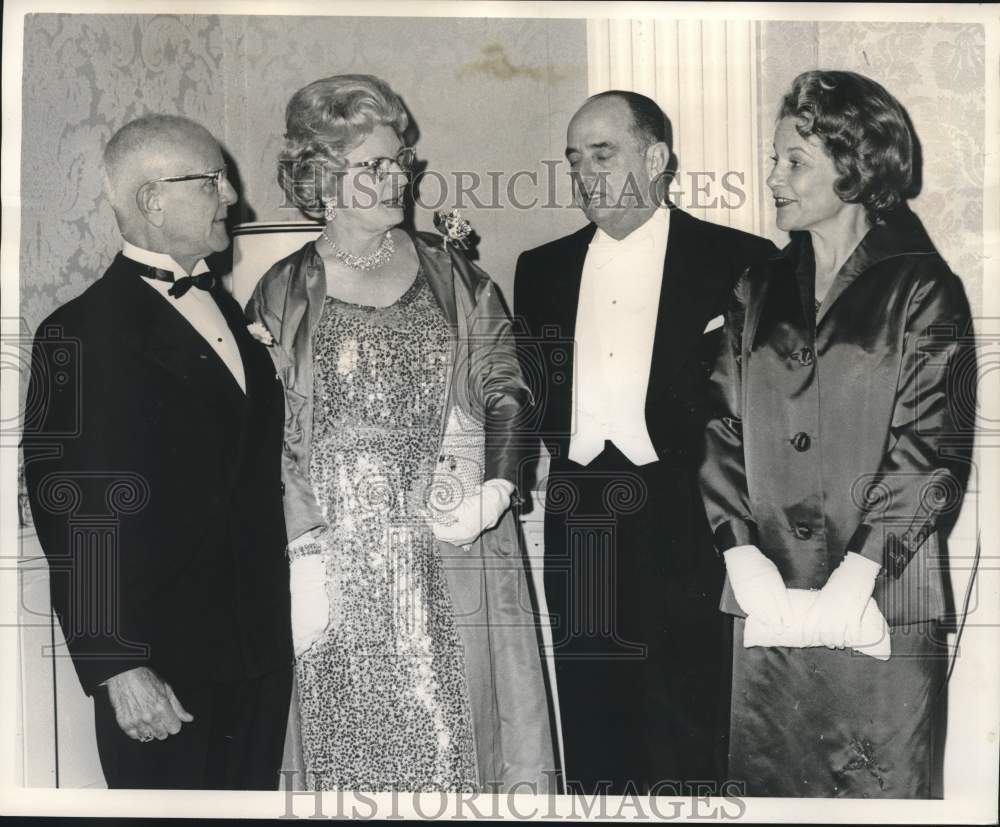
[324,202,337,222]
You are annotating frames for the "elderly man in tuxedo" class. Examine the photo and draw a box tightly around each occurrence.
[23,114,293,789]
[514,91,777,794]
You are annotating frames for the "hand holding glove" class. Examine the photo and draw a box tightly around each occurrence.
[289,551,329,657]
[803,552,881,648]
[430,479,515,547]
[723,544,792,628]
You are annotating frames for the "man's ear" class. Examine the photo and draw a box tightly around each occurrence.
[135,183,165,228]
[645,142,669,181]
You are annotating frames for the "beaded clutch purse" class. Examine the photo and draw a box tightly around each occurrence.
[427,405,485,522]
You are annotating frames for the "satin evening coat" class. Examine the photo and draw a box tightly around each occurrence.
[700,207,975,626]
[246,231,556,791]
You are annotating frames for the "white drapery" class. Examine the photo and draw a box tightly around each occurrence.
[587,18,763,235]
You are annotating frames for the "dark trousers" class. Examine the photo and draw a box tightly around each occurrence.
[93,666,292,790]
[543,443,730,794]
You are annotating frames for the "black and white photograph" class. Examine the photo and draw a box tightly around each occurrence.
[1,1,997,821]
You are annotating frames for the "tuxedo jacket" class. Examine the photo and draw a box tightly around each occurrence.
[514,208,778,478]
[23,254,293,696]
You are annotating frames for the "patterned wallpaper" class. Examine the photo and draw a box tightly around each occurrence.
[13,15,990,793]
[19,16,986,329]
[20,16,986,335]
[18,14,589,334]
[757,21,986,313]
[19,15,228,334]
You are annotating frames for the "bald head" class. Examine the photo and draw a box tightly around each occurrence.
[580,91,672,154]
[103,114,237,272]
[103,114,219,228]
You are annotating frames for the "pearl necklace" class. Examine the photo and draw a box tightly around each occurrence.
[321,228,395,272]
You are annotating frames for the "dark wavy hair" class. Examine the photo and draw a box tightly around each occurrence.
[277,74,409,220]
[779,70,919,223]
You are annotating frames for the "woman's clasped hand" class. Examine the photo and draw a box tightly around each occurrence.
[726,546,882,650]
[428,479,515,547]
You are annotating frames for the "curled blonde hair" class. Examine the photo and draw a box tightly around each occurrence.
[277,74,409,220]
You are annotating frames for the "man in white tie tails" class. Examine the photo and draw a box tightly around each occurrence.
[24,114,293,789]
[514,91,777,793]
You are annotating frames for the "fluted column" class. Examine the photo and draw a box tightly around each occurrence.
[587,18,763,234]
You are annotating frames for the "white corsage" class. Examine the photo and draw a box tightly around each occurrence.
[247,321,275,347]
[433,209,473,250]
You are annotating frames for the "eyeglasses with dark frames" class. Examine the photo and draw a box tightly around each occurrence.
[141,166,229,192]
[345,148,416,182]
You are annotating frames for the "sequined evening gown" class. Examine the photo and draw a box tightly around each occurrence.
[297,268,478,791]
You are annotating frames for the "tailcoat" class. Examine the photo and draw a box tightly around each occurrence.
[515,208,777,791]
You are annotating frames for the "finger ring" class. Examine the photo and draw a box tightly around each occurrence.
[139,733,154,743]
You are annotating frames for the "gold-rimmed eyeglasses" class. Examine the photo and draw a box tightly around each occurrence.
[345,148,416,182]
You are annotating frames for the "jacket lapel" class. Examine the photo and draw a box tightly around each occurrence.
[212,284,281,471]
[105,255,247,418]
[647,209,725,391]
[416,237,459,326]
[558,226,593,439]
[212,284,260,401]
[283,243,328,356]
[762,208,938,331]
[815,209,936,327]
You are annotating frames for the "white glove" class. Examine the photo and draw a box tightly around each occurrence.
[431,479,514,547]
[289,553,329,657]
[744,589,890,660]
[803,551,881,648]
[723,544,792,628]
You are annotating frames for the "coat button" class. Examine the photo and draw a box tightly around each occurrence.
[793,522,813,540]
[791,432,811,452]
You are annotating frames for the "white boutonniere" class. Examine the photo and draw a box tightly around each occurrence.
[247,321,275,347]
[433,209,473,250]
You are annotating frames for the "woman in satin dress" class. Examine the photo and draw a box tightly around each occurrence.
[699,70,975,797]
[246,74,554,792]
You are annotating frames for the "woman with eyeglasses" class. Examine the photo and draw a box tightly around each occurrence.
[246,74,554,792]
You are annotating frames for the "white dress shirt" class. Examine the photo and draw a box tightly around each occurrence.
[124,241,246,393]
[569,207,670,466]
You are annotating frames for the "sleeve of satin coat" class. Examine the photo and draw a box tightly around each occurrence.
[511,251,545,499]
[476,281,533,489]
[844,266,975,578]
[450,247,533,490]
[246,272,327,545]
[699,270,760,552]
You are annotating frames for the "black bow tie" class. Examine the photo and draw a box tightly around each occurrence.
[138,263,217,298]
[168,271,217,298]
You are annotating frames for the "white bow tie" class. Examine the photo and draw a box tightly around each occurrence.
[588,232,653,269]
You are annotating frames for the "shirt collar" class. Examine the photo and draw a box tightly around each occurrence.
[122,241,210,279]
[771,206,936,272]
[588,207,670,271]
[591,205,670,248]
